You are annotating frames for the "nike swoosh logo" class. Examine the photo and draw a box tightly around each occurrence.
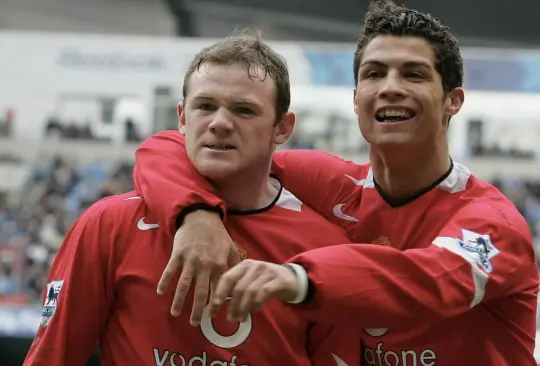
[137,217,159,230]
[124,196,142,200]
[332,353,349,366]
[332,204,358,222]
[344,174,365,186]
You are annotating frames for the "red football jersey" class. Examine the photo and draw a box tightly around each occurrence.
[23,189,360,366]
[132,130,540,366]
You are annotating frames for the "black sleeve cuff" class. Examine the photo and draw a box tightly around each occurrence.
[304,277,315,304]
[175,203,225,229]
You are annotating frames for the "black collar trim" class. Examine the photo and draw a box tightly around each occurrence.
[374,159,454,207]
[228,174,283,215]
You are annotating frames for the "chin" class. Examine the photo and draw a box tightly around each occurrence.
[369,133,419,150]
[194,160,240,181]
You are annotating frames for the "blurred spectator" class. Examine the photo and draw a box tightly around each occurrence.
[44,116,96,140]
[0,108,14,137]
[125,118,142,142]
[0,155,134,304]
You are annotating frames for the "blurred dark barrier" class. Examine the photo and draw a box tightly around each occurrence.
[0,337,99,365]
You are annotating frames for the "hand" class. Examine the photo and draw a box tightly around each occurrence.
[209,259,300,322]
[157,210,240,326]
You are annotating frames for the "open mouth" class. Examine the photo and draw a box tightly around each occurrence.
[375,108,415,123]
[206,144,235,151]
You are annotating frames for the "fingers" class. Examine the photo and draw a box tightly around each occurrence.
[228,265,259,321]
[208,269,224,318]
[171,260,195,317]
[190,266,211,327]
[228,266,283,322]
[157,254,182,295]
[210,264,247,317]
[255,279,283,306]
[235,274,274,321]
[211,261,284,323]
[163,223,242,321]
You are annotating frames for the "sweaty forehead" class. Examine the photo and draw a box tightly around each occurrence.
[187,62,275,104]
[361,35,436,69]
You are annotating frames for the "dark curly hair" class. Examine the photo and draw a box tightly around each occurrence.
[354,0,463,94]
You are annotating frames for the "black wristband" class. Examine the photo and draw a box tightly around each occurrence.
[175,203,224,228]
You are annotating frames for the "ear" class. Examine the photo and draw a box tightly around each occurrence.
[273,112,296,145]
[177,103,186,134]
[444,88,465,117]
[353,88,359,116]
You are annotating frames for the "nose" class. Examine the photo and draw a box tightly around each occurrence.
[208,108,234,135]
[378,72,406,100]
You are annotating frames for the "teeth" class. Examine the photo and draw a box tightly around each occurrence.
[377,109,413,119]
[376,108,414,123]
[208,145,232,150]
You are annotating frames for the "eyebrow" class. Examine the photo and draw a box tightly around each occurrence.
[191,95,260,106]
[360,60,432,69]
[191,95,214,102]
[236,99,259,106]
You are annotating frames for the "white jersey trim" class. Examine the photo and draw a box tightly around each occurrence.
[432,234,492,307]
[362,162,471,193]
[275,188,303,212]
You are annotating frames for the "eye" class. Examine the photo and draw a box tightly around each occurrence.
[366,70,382,79]
[198,103,215,111]
[406,72,425,80]
[236,107,254,115]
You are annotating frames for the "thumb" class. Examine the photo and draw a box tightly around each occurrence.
[227,242,241,267]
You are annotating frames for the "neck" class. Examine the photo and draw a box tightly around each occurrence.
[214,165,279,212]
[369,140,451,201]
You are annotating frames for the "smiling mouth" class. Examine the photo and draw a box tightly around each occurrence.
[375,109,416,123]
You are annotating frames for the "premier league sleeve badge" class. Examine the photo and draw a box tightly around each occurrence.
[40,280,64,328]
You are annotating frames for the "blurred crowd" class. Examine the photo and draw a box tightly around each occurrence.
[471,143,536,160]
[1,154,540,305]
[493,177,540,264]
[44,116,143,142]
[0,156,133,304]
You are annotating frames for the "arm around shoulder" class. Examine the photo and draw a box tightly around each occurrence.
[286,201,539,325]
[272,149,366,229]
[134,130,226,233]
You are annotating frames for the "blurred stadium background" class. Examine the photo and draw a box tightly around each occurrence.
[2,0,540,364]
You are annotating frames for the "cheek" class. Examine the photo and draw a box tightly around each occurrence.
[357,101,373,125]
[425,89,444,109]
[184,139,197,162]
[248,128,276,153]
[185,120,206,138]
[183,130,198,155]
[183,124,205,153]
[355,88,375,114]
